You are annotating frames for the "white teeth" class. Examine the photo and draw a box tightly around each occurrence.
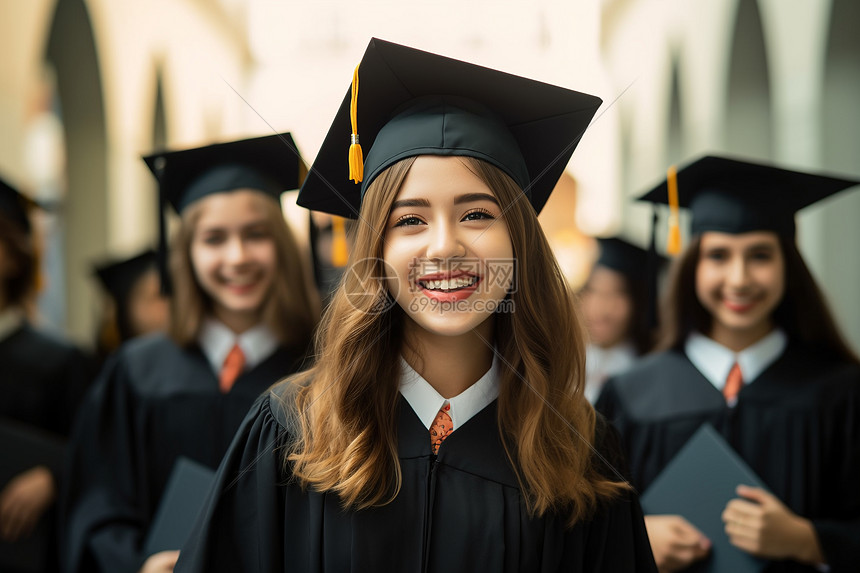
[421,276,477,291]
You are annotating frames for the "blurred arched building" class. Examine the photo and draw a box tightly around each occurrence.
[1,0,857,351]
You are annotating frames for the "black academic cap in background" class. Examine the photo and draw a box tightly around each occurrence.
[93,249,158,304]
[595,237,652,282]
[638,155,860,238]
[143,132,302,214]
[142,133,302,293]
[0,176,36,235]
[298,38,603,218]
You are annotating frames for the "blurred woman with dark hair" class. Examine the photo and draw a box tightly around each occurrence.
[579,237,658,403]
[597,156,860,572]
[92,249,168,362]
[0,176,95,572]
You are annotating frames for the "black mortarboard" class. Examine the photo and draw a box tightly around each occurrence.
[638,155,860,240]
[298,38,602,218]
[0,176,36,235]
[142,133,302,293]
[595,237,650,282]
[143,132,301,213]
[94,249,158,305]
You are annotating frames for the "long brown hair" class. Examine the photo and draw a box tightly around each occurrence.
[168,190,319,351]
[658,234,859,364]
[288,157,627,524]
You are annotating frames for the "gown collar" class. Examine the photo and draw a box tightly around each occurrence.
[399,353,500,431]
[585,341,637,403]
[198,317,279,376]
[685,328,787,390]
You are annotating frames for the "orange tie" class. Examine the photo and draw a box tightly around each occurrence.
[430,403,453,455]
[723,363,744,405]
[219,344,245,393]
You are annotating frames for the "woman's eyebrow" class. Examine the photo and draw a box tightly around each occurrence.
[454,193,499,206]
[391,198,431,209]
[745,242,777,252]
[391,193,499,210]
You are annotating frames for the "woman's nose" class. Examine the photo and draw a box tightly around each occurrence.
[224,236,248,263]
[425,223,466,260]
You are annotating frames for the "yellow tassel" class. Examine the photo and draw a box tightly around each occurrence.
[349,64,364,183]
[666,165,682,255]
[331,216,349,267]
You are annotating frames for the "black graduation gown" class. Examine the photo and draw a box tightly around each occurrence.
[175,382,657,573]
[595,344,860,572]
[0,322,95,573]
[60,333,302,573]
[0,322,95,440]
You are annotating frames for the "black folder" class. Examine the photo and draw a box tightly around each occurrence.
[0,417,66,573]
[640,423,766,573]
[143,456,215,557]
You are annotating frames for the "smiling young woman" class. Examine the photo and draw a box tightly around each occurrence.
[597,155,860,572]
[174,39,656,573]
[61,134,320,573]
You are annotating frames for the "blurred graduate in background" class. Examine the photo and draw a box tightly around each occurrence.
[597,156,860,572]
[0,176,96,573]
[60,133,320,573]
[92,249,169,363]
[579,237,658,403]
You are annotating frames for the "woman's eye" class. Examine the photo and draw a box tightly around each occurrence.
[245,229,270,240]
[749,251,774,262]
[704,250,727,262]
[462,208,494,221]
[201,234,225,246]
[393,215,423,227]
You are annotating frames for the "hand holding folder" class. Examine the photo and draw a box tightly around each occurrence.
[641,423,767,573]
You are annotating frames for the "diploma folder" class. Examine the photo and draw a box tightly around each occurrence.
[640,423,766,573]
[143,456,215,556]
[0,417,66,573]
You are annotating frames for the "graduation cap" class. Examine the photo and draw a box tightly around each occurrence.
[638,155,860,254]
[94,249,158,305]
[142,132,302,292]
[298,38,603,218]
[0,176,36,235]
[595,237,651,282]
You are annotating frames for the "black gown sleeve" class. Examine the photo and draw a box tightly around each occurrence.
[809,363,860,573]
[174,393,289,573]
[60,353,151,573]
